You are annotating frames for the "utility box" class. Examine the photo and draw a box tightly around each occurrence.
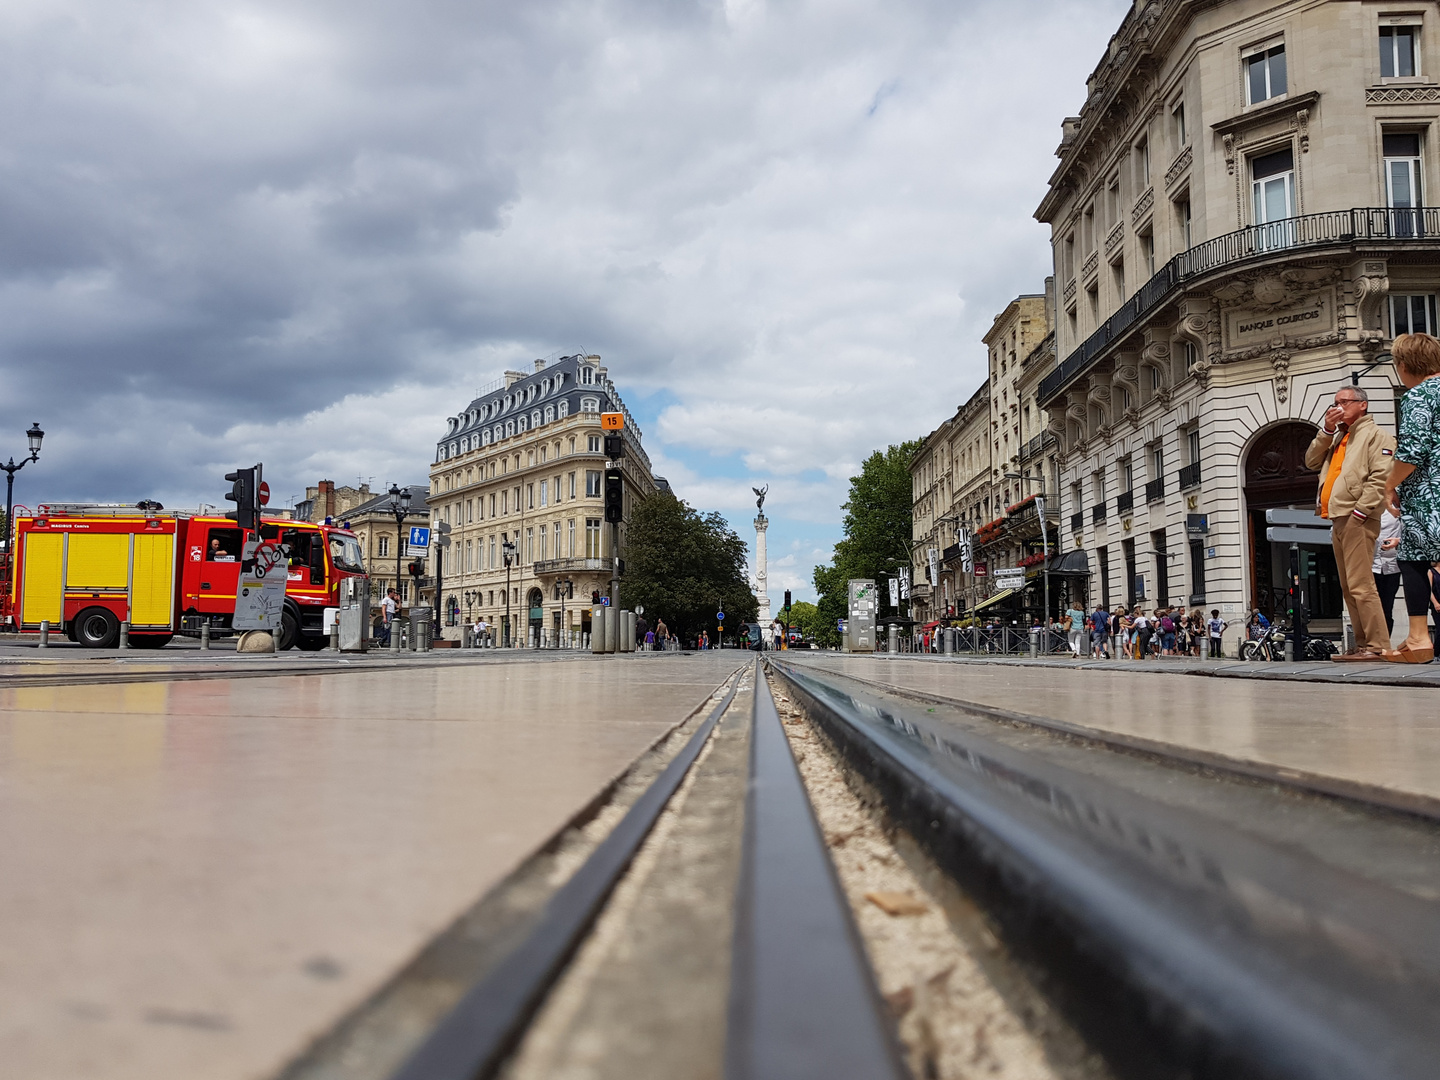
[845,579,876,653]
[338,577,370,652]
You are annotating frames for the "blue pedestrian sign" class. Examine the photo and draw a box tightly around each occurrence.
[408,526,431,550]
[716,611,725,622]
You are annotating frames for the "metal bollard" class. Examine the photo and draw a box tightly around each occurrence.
[39,620,49,648]
[605,606,619,654]
[1283,637,1294,662]
[1200,634,1209,661]
[330,623,339,651]
[201,622,211,650]
[592,612,607,653]
[1029,628,1039,658]
[888,625,898,654]
[390,621,402,653]
[119,621,130,649]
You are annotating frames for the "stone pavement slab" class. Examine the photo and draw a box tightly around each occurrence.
[0,651,743,1080]
[790,654,1440,812]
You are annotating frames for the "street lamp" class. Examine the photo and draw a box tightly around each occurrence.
[502,537,517,647]
[1004,471,1051,647]
[3,422,44,605]
[388,484,411,609]
[464,590,478,627]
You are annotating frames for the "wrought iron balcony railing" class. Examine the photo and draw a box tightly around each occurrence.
[1091,503,1107,524]
[1040,207,1440,405]
[1070,511,1084,532]
[1145,478,1166,504]
[1179,462,1202,490]
[1116,490,1134,514]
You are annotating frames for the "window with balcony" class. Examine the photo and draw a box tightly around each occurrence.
[1252,147,1295,232]
[1139,229,1155,277]
[1391,293,1439,336]
[1380,25,1418,78]
[1245,43,1287,104]
[1177,195,1192,249]
[1384,132,1423,236]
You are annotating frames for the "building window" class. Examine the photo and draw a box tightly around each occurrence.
[1086,283,1099,324]
[539,480,547,508]
[1139,230,1155,276]
[531,410,541,429]
[1176,196,1192,249]
[585,518,602,558]
[1249,146,1296,228]
[525,527,533,564]
[558,400,569,418]
[1245,43,1287,104]
[1390,294,1439,336]
[1188,427,1201,465]
[1107,175,1121,224]
[527,483,534,510]
[1384,132,1423,236]
[1173,101,1186,147]
[1135,137,1150,188]
[400,580,409,602]
[568,518,576,556]
[1063,234,1075,280]
[581,396,599,413]
[517,414,527,433]
[569,471,577,499]
[580,366,594,385]
[544,405,555,424]
[490,536,496,569]
[1113,259,1125,301]
[1380,25,1418,79]
[539,524,547,561]
[1083,204,1095,252]
[378,535,389,557]
[588,434,601,452]
[505,420,515,439]
[586,470,601,497]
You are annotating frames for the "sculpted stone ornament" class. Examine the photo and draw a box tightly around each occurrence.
[752,485,768,513]
[1271,351,1292,404]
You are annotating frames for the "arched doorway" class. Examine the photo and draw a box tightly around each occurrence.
[527,587,545,647]
[1243,422,1342,624]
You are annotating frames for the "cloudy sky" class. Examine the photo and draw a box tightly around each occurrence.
[1,0,1129,601]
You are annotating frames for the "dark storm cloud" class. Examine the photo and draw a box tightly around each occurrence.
[0,0,1127,520]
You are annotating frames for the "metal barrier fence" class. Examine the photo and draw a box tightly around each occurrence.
[906,627,1072,656]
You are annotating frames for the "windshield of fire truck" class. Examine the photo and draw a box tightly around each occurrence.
[329,534,365,574]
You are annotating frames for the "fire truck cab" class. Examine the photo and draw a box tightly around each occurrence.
[5,506,366,650]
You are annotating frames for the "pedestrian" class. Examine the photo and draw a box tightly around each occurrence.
[1246,608,1270,640]
[380,588,399,645]
[636,615,649,649]
[1091,601,1111,658]
[1157,608,1177,655]
[656,617,669,650]
[475,614,488,647]
[1133,609,1153,659]
[644,628,655,650]
[1381,332,1440,662]
[1064,602,1085,657]
[1305,382,1396,660]
[1373,508,1403,640]
[1207,608,1227,659]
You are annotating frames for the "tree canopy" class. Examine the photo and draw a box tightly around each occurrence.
[811,441,918,646]
[621,492,758,642]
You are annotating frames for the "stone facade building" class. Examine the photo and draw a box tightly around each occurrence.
[346,486,430,607]
[293,481,374,526]
[428,355,660,645]
[1034,0,1437,639]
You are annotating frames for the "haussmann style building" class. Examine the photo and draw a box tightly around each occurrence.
[1032,0,1437,642]
[428,354,661,646]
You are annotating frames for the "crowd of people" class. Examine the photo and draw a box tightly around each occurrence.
[1056,604,1227,660]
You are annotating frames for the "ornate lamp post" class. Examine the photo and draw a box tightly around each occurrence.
[3,422,44,602]
[502,537,517,647]
[388,484,411,605]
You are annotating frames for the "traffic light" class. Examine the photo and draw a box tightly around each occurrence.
[604,433,624,460]
[603,469,624,523]
[592,590,601,605]
[224,467,258,530]
[784,589,792,611]
[408,559,424,577]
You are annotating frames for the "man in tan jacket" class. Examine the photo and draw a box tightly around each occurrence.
[1304,386,1397,658]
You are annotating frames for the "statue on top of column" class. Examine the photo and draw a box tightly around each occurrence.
[752,485,768,513]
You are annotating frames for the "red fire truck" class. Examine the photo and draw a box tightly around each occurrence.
[3,505,367,649]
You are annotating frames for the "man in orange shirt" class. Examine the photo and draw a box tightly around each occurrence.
[1304,386,1396,659]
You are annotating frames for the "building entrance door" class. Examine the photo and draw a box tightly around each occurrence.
[1243,421,1342,624]
[527,587,544,647]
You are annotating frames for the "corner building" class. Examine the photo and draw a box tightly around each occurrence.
[1036,0,1437,634]
[429,355,659,645]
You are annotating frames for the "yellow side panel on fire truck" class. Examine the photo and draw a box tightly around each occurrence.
[21,532,64,625]
[130,534,176,628]
[66,533,130,589]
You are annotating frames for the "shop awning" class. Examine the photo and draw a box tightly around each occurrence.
[1045,550,1091,576]
[921,620,941,630]
[972,588,1016,612]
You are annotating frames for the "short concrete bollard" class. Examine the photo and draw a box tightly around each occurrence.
[236,630,276,653]
[390,621,402,653]
[119,621,130,649]
[39,620,50,648]
[1199,634,1209,661]
[201,622,211,650]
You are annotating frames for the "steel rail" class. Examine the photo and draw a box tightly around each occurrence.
[388,668,745,1080]
[767,658,1440,1080]
[725,661,906,1080]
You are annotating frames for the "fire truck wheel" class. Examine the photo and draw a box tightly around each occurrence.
[277,610,300,651]
[75,607,121,649]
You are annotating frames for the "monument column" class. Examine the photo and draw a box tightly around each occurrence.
[754,511,771,628]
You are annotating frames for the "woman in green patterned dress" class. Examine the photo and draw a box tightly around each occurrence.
[1382,332,1440,662]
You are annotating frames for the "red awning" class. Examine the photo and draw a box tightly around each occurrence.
[921,620,941,630]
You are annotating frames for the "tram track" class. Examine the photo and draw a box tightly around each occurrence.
[766,657,1440,1080]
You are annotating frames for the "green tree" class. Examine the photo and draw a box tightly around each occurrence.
[621,492,758,643]
[781,599,820,641]
[812,440,919,645]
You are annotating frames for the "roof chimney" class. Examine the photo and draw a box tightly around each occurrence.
[534,358,546,372]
